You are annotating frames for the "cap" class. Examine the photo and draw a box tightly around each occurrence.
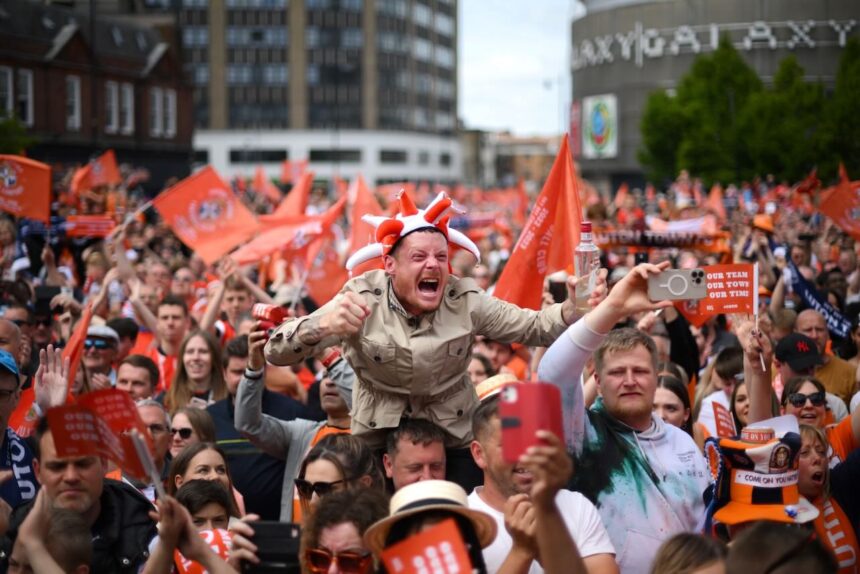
[0,349,19,378]
[705,431,818,527]
[753,214,775,234]
[774,333,822,373]
[86,325,120,344]
[363,480,496,554]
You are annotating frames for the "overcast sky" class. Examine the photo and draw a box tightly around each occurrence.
[458,1,585,137]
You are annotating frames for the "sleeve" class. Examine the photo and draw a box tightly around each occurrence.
[472,293,568,347]
[234,373,301,460]
[562,492,616,558]
[536,319,605,454]
[664,312,699,383]
[829,417,858,463]
[264,296,343,366]
[327,358,356,411]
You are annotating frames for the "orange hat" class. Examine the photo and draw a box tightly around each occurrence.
[752,214,774,234]
[705,427,818,527]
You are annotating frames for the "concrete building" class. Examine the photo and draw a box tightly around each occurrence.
[570,0,859,190]
[1,0,193,187]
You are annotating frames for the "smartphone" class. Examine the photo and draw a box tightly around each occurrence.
[647,269,707,301]
[548,281,567,304]
[499,383,564,464]
[243,522,302,574]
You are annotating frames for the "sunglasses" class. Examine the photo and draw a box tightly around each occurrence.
[84,339,113,350]
[305,548,372,574]
[10,319,32,327]
[294,478,345,500]
[787,391,826,408]
[171,427,193,439]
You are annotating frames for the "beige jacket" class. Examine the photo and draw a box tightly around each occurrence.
[265,270,568,448]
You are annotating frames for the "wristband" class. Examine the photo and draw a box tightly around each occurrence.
[321,349,342,369]
[244,367,264,380]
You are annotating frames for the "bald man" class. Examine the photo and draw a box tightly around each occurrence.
[795,309,859,404]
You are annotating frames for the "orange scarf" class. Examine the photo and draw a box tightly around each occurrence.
[815,497,860,573]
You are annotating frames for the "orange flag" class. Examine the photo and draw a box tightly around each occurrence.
[494,137,582,310]
[706,184,726,221]
[820,165,860,241]
[305,237,348,304]
[153,166,260,265]
[71,150,121,195]
[348,175,383,253]
[0,155,51,222]
[281,159,308,185]
[795,169,820,195]
[253,166,281,202]
[63,303,94,389]
[613,182,629,210]
[261,171,314,225]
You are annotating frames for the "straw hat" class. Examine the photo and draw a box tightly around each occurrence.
[475,373,517,402]
[363,480,497,554]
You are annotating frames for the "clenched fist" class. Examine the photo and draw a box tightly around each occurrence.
[319,292,371,339]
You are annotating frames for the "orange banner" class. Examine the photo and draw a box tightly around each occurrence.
[65,215,116,238]
[713,402,737,438]
[153,166,260,265]
[0,155,51,222]
[380,518,472,574]
[63,303,94,390]
[175,529,232,574]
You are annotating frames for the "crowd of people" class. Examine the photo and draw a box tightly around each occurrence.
[0,160,855,574]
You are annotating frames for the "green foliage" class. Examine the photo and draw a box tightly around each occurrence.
[639,37,860,183]
[0,115,35,155]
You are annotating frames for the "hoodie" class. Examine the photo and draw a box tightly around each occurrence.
[538,319,709,574]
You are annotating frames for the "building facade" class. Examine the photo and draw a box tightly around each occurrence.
[179,0,460,184]
[570,0,859,189]
[0,0,193,188]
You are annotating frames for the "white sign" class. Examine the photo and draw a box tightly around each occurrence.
[572,19,857,71]
[581,94,618,159]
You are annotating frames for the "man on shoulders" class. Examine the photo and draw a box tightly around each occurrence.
[538,263,709,574]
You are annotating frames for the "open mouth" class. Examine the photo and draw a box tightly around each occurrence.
[811,471,824,484]
[417,278,440,295]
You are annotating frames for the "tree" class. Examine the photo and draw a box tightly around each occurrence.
[638,90,683,183]
[0,115,35,155]
[737,55,826,182]
[826,37,860,177]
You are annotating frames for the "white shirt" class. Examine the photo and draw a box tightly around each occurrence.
[468,487,615,574]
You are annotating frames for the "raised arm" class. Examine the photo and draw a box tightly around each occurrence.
[738,321,777,425]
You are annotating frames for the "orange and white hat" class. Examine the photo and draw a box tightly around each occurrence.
[475,373,517,402]
[345,190,481,273]
[704,427,818,527]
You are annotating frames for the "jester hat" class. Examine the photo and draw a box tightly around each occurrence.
[345,190,481,272]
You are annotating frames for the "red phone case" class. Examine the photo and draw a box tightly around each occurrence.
[499,382,564,464]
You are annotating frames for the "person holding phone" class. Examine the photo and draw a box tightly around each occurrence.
[537,262,710,574]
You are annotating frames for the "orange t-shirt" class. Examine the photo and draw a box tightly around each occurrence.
[826,417,857,468]
[291,424,351,523]
[143,347,177,393]
[129,330,156,356]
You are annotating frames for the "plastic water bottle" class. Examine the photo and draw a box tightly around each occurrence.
[574,221,600,315]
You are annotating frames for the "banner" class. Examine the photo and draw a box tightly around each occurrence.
[175,529,232,574]
[674,264,757,327]
[787,262,851,339]
[48,388,155,481]
[0,155,51,222]
[380,518,472,574]
[595,229,731,254]
[582,94,618,159]
[713,402,737,438]
[64,215,117,238]
[153,166,260,265]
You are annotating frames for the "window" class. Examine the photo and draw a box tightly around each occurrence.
[193,65,210,85]
[227,65,253,84]
[413,3,432,27]
[182,27,208,46]
[413,38,432,61]
[104,81,119,133]
[342,29,362,49]
[228,148,287,163]
[440,152,451,166]
[164,89,177,138]
[192,149,210,164]
[434,12,453,35]
[436,78,453,99]
[120,83,134,134]
[306,27,319,48]
[16,70,33,126]
[378,0,406,18]
[435,45,454,68]
[379,149,407,164]
[341,0,362,10]
[262,65,288,85]
[306,64,319,86]
[418,150,429,165]
[0,67,11,117]
[415,73,432,94]
[308,149,361,163]
[149,87,163,136]
[66,76,81,131]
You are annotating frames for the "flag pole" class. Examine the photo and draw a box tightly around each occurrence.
[106,199,154,240]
